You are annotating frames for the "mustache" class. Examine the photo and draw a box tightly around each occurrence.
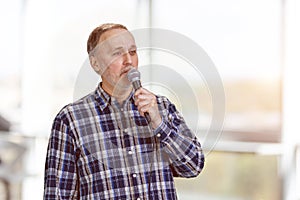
[120,66,134,76]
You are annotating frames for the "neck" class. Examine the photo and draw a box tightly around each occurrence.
[114,89,132,104]
[102,83,132,104]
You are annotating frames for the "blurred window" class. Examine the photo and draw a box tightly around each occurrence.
[175,151,281,200]
[152,0,282,143]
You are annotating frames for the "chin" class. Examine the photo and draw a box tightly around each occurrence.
[115,79,131,89]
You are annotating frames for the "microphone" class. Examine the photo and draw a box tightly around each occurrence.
[127,68,151,123]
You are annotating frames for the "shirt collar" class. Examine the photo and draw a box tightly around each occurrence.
[94,83,135,111]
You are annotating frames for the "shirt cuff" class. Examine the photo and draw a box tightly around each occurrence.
[153,120,172,141]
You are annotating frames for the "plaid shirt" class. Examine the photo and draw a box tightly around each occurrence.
[44,84,204,200]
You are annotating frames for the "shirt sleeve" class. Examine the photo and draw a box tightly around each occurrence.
[44,113,78,199]
[154,97,205,178]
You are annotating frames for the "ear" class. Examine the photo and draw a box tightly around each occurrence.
[89,55,102,74]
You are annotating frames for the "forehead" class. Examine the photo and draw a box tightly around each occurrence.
[98,29,136,51]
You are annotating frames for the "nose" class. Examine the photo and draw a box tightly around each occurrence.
[123,51,132,66]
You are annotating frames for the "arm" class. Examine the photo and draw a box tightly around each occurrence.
[44,114,78,199]
[155,97,205,178]
[134,88,204,178]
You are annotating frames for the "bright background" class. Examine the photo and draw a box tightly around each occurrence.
[0,0,299,199]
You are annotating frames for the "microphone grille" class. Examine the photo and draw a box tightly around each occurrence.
[127,68,140,82]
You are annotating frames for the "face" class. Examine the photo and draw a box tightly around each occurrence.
[90,28,138,94]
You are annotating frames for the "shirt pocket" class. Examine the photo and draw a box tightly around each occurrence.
[136,143,155,153]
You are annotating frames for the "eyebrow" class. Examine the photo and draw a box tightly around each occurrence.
[112,47,124,51]
[129,45,137,49]
[112,45,137,51]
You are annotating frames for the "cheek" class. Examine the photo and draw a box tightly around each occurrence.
[99,53,118,69]
[132,55,139,66]
[106,64,122,78]
[101,58,114,71]
[109,59,123,71]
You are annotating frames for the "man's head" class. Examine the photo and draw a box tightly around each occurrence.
[87,23,138,95]
[87,23,128,54]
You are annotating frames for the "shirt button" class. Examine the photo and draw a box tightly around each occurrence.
[121,108,124,112]
[137,198,141,200]
[157,133,161,138]
[124,128,128,133]
[128,150,133,155]
[132,173,137,178]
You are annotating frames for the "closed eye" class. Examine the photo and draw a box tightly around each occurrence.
[129,49,137,56]
[112,51,122,56]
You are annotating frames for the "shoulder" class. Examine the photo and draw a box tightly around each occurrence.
[54,91,96,123]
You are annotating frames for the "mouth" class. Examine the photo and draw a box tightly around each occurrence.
[120,67,133,77]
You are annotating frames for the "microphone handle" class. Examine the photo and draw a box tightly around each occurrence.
[132,81,142,91]
[132,80,151,123]
[144,112,151,124]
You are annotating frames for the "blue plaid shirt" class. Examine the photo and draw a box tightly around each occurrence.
[44,84,204,199]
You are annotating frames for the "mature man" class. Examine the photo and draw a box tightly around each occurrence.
[44,23,204,199]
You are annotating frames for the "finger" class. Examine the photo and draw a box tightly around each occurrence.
[134,87,151,97]
[137,103,153,117]
[136,96,156,109]
[134,92,153,105]
[136,97,153,108]
[137,98,156,113]
[141,99,156,111]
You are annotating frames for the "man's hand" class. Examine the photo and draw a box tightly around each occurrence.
[134,88,162,129]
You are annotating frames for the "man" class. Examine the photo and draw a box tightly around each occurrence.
[44,23,204,199]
